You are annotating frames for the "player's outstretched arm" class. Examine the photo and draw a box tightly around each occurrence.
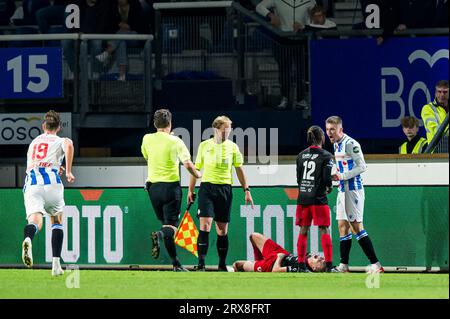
[233,260,255,272]
[232,261,246,272]
[187,171,199,204]
[64,138,75,183]
[183,160,202,179]
[271,253,287,273]
[235,166,254,209]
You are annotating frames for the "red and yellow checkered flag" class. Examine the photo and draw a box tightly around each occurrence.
[175,210,199,257]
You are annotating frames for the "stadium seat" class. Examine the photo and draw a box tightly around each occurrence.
[209,22,234,53]
[162,23,184,53]
[8,26,39,47]
[44,25,66,47]
[246,26,273,52]
[0,0,15,25]
[14,0,50,25]
[9,0,50,47]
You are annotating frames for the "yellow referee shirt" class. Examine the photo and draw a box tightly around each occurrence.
[195,138,243,185]
[141,132,191,183]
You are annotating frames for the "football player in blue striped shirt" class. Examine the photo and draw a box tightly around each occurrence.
[22,110,75,276]
[325,116,383,273]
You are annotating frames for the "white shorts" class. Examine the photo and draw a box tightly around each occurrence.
[24,184,65,219]
[336,189,365,223]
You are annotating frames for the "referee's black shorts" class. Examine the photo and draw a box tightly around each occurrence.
[198,182,233,223]
[146,181,181,226]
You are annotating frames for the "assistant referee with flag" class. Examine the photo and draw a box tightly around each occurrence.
[188,116,254,271]
[141,109,201,272]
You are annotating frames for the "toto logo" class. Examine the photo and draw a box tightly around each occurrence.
[1,117,42,142]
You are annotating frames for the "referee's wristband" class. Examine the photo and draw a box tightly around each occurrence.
[244,187,250,192]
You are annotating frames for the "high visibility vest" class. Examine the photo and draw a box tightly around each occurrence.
[421,99,449,144]
[399,137,428,154]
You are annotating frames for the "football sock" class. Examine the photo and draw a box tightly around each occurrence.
[321,233,333,263]
[217,234,229,267]
[339,233,352,264]
[160,226,178,266]
[356,230,379,264]
[51,224,64,258]
[24,223,38,241]
[297,234,308,263]
[198,230,210,266]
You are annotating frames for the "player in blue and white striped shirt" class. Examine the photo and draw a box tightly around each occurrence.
[325,116,383,273]
[22,110,75,276]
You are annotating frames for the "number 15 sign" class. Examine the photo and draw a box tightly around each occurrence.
[0,47,63,99]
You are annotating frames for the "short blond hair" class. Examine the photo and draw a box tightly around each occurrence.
[326,116,343,126]
[212,115,232,129]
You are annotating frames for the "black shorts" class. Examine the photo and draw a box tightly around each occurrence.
[146,182,181,226]
[198,182,232,223]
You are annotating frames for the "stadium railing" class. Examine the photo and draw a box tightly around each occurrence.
[79,34,154,117]
[424,113,449,154]
[0,32,154,120]
[153,1,448,113]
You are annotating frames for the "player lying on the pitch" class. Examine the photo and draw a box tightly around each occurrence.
[232,232,326,272]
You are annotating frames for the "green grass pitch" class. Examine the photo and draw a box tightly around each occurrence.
[0,269,448,299]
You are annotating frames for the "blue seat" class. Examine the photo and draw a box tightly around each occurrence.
[246,26,272,52]
[210,22,234,53]
[162,23,184,53]
[22,0,50,25]
[44,25,66,47]
[8,26,39,47]
[9,0,50,46]
[12,0,50,26]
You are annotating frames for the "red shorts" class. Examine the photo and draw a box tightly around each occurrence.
[253,239,289,272]
[296,204,330,227]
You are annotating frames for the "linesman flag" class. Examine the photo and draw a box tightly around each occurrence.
[175,199,199,257]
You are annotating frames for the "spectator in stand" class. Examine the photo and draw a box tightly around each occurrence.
[359,0,400,45]
[397,0,448,31]
[399,116,428,154]
[95,0,148,81]
[432,0,448,28]
[256,0,316,110]
[35,0,72,34]
[62,0,115,73]
[140,0,154,34]
[421,80,449,147]
[0,0,16,26]
[305,5,336,31]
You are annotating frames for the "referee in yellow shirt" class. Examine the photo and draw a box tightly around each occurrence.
[141,109,201,272]
[188,116,254,271]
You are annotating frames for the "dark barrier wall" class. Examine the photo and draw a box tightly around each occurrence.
[1,187,448,269]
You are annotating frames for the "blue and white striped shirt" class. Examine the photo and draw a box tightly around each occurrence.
[24,133,66,189]
[333,134,367,192]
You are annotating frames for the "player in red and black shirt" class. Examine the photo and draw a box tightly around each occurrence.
[296,125,336,272]
[232,232,327,273]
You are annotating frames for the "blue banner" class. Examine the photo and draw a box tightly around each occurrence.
[0,47,63,99]
[311,37,449,139]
